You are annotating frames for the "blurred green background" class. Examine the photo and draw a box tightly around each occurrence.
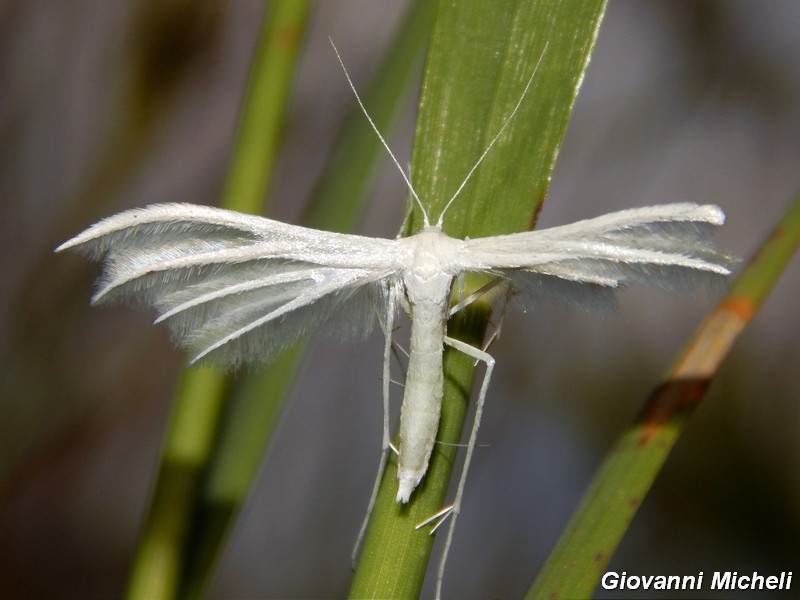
[0,1,798,598]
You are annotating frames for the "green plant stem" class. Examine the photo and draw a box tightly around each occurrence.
[302,0,437,232]
[177,2,437,598]
[527,195,800,599]
[126,369,227,600]
[126,3,311,599]
[350,1,607,597]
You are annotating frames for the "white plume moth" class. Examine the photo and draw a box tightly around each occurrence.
[57,41,731,598]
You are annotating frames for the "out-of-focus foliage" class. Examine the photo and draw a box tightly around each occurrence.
[0,1,798,598]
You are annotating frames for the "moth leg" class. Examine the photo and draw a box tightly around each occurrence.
[352,287,398,569]
[415,503,454,532]
[448,277,505,317]
[391,336,410,374]
[386,327,408,387]
[481,283,513,353]
[421,335,495,600]
[450,277,511,359]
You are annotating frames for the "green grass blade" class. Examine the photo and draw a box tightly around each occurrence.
[527,195,800,599]
[350,2,607,598]
[303,0,437,232]
[177,3,436,597]
[407,1,607,237]
[125,3,312,599]
[728,195,800,308]
[222,4,312,216]
[126,369,228,600]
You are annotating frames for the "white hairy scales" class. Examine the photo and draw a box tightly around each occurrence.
[57,39,732,599]
[56,202,729,505]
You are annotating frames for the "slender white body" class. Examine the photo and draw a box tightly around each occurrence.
[396,229,463,502]
[398,294,448,502]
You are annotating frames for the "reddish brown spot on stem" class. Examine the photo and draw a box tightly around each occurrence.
[719,297,755,322]
[635,378,710,446]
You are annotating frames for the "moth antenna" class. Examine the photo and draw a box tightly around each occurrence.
[330,38,430,228]
[436,43,549,229]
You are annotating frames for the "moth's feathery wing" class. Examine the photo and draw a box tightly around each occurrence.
[57,203,404,367]
[461,203,732,312]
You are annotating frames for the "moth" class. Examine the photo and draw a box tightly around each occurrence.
[57,42,732,598]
